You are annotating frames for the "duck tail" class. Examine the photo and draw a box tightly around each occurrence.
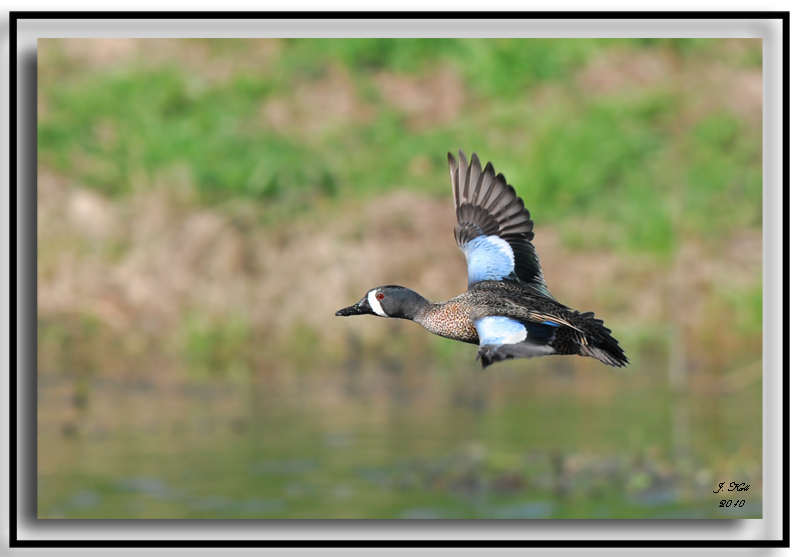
[576,312,629,368]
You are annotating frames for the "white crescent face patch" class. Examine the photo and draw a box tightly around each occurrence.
[368,290,388,317]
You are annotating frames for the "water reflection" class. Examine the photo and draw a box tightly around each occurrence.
[37,355,762,519]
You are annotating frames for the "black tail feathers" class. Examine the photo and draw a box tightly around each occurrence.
[577,312,629,368]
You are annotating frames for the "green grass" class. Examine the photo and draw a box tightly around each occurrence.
[175,312,256,380]
[38,38,762,256]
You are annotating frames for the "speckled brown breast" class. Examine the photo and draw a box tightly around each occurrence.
[413,294,479,344]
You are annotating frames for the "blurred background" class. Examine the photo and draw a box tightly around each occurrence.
[37,38,762,519]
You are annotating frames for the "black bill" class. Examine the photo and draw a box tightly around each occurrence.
[335,297,371,317]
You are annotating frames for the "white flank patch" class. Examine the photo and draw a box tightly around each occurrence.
[475,316,527,345]
[368,290,388,317]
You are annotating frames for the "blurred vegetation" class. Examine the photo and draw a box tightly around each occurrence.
[37,37,764,379]
[38,38,761,255]
[37,39,763,519]
[38,37,763,377]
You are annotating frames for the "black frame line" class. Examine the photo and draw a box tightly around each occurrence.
[10,10,789,549]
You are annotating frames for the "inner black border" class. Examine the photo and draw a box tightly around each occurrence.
[11,10,789,549]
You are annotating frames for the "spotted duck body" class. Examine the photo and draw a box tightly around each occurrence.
[336,150,628,369]
[414,292,480,344]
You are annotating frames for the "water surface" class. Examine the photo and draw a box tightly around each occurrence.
[38,358,762,519]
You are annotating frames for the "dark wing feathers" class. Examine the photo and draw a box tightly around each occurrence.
[475,310,628,369]
[449,149,552,297]
[466,281,629,368]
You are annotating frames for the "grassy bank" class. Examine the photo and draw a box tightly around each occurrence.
[37,38,762,381]
[38,39,761,251]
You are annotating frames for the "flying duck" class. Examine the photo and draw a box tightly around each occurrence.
[336,150,628,369]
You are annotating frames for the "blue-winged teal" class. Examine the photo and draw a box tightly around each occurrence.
[336,150,628,369]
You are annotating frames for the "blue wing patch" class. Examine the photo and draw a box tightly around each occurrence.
[463,235,515,285]
[474,316,527,346]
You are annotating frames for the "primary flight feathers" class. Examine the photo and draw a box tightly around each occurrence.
[449,150,551,297]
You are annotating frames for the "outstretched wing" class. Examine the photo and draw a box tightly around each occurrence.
[448,149,551,297]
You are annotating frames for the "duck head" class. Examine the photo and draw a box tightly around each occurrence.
[335,285,429,321]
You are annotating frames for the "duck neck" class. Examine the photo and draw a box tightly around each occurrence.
[397,289,431,321]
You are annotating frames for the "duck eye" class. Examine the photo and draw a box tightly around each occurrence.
[376,293,385,300]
